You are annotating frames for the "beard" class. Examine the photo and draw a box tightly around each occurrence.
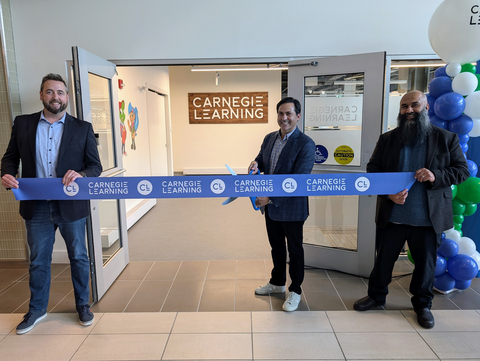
[397,109,432,146]
[43,99,68,114]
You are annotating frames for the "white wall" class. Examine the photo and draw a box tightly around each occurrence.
[168,66,281,173]
[11,0,442,114]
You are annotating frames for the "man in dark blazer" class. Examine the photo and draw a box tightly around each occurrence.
[248,97,315,312]
[1,73,102,334]
[353,90,469,328]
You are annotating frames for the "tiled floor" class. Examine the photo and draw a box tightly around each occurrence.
[1,259,480,360]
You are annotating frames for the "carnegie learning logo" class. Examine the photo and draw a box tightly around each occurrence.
[137,180,153,195]
[210,179,225,194]
[64,182,80,197]
[282,178,297,193]
[355,176,370,192]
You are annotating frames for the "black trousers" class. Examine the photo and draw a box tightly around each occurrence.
[368,222,441,309]
[265,206,305,294]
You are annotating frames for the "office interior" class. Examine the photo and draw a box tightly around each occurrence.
[1,1,480,360]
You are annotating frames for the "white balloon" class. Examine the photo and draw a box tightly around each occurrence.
[452,72,478,96]
[446,62,462,77]
[464,91,480,119]
[458,237,477,256]
[443,228,461,243]
[471,251,480,268]
[469,118,480,137]
[428,0,480,63]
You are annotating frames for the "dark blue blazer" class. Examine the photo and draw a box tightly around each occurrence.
[367,125,469,234]
[255,128,315,222]
[1,112,102,221]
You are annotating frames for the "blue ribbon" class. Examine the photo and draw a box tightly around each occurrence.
[12,172,416,201]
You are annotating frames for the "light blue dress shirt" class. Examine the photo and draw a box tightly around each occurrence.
[35,112,66,178]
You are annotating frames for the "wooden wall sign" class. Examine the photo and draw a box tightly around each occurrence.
[188,92,268,124]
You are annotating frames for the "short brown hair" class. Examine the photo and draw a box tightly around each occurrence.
[40,73,68,93]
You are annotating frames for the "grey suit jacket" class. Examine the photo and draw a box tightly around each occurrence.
[254,128,315,222]
[367,125,469,234]
[1,112,102,221]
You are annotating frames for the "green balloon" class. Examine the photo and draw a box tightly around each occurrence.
[451,184,457,199]
[457,177,480,204]
[464,203,478,217]
[453,214,465,224]
[461,63,476,74]
[452,198,466,215]
[407,249,414,264]
[454,223,462,231]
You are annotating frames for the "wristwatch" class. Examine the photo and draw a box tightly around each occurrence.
[79,171,87,177]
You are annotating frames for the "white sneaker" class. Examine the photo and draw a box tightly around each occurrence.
[254,282,286,295]
[283,291,301,311]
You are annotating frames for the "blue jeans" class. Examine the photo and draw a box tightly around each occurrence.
[25,200,90,312]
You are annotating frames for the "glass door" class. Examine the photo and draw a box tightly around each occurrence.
[71,46,128,300]
[288,52,386,277]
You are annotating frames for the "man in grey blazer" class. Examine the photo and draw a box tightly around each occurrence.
[353,90,469,328]
[1,73,102,334]
[248,97,315,312]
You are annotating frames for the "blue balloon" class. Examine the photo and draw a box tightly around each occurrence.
[448,114,473,134]
[455,279,472,290]
[477,60,480,74]
[434,272,456,291]
[438,238,459,258]
[435,66,448,78]
[435,93,466,120]
[459,133,470,144]
[429,114,449,129]
[442,233,446,240]
[447,255,479,281]
[461,142,469,153]
[428,76,453,98]
[467,159,478,177]
[435,254,447,276]
[426,93,436,116]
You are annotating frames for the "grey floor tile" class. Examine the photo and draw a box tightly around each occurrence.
[164,333,252,360]
[304,266,329,279]
[49,289,77,313]
[0,261,29,270]
[161,279,204,312]
[331,278,369,310]
[0,334,88,361]
[206,260,237,279]
[172,311,251,333]
[144,261,181,280]
[0,281,30,313]
[117,261,154,280]
[0,269,29,282]
[124,280,172,312]
[337,332,437,360]
[235,279,271,311]
[91,312,175,334]
[0,281,13,294]
[90,280,141,313]
[328,310,415,333]
[253,332,344,360]
[49,264,70,279]
[198,279,235,312]
[47,281,74,312]
[420,331,480,359]
[383,280,413,310]
[302,278,345,311]
[269,291,309,312]
[52,266,72,282]
[326,269,361,279]
[175,260,209,280]
[402,309,480,332]
[444,288,480,309]
[252,310,332,333]
[237,259,268,279]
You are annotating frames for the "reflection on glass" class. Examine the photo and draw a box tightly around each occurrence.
[388,60,442,130]
[304,73,364,167]
[304,196,359,251]
[88,73,116,170]
[98,199,121,265]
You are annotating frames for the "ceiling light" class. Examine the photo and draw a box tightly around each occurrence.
[191,65,287,72]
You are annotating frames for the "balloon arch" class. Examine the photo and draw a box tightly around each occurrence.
[405,0,480,293]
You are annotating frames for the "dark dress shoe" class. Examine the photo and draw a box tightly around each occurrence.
[415,308,434,329]
[353,296,384,311]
